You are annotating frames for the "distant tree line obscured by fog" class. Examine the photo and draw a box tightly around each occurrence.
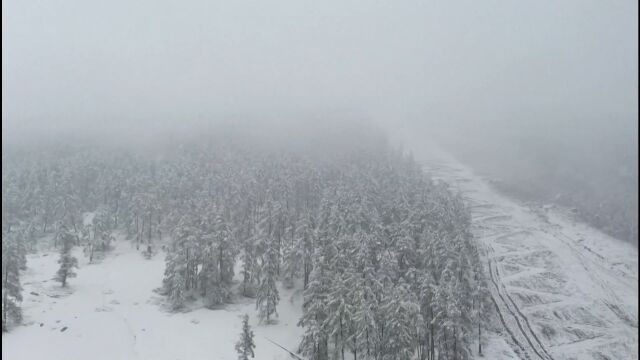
[436,118,638,246]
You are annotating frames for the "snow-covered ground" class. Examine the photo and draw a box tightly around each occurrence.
[402,133,639,360]
[2,239,304,360]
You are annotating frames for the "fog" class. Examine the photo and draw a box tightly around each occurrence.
[2,0,637,242]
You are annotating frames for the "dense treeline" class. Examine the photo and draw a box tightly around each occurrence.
[2,124,489,359]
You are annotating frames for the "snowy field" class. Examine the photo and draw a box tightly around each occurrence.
[403,133,639,360]
[2,239,304,360]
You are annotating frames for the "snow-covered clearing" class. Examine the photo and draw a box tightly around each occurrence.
[403,133,639,360]
[2,238,304,360]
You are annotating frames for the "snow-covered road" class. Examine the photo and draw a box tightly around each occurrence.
[404,134,638,360]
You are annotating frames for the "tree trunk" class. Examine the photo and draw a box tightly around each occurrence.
[380,323,384,360]
[353,336,357,360]
[114,198,119,228]
[453,327,457,360]
[3,268,9,330]
[135,215,140,250]
[430,319,435,360]
[340,316,345,360]
[478,322,482,356]
[304,263,310,289]
[443,329,447,360]
[185,248,190,290]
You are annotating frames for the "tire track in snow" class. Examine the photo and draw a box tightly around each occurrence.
[499,268,555,360]
[469,190,553,360]
[542,226,638,328]
[103,250,140,359]
[424,160,554,360]
[122,315,140,359]
[488,258,552,360]
[489,293,528,358]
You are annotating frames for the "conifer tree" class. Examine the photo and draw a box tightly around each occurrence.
[240,237,258,297]
[235,314,256,360]
[2,231,23,332]
[14,229,28,271]
[163,215,196,309]
[168,269,186,310]
[298,243,332,360]
[256,239,279,323]
[23,221,38,252]
[296,212,315,289]
[281,239,300,289]
[55,224,78,287]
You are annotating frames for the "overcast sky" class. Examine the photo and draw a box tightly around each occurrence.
[2,0,637,144]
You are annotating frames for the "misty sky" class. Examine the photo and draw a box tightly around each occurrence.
[2,0,638,143]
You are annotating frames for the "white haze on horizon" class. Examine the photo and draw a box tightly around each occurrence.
[2,0,637,144]
[2,1,637,244]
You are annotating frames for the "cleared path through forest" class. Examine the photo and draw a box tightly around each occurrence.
[402,135,638,360]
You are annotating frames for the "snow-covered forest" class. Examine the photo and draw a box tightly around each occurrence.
[2,124,490,359]
[3,1,637,359]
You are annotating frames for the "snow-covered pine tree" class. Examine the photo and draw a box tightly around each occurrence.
[81,224,94,262]
[379,280,421,360]
[296,211,315,289]
[256,237,279,324]
[23,221,38,252]
[13,228,28,271]
[55,224,78,287]
[213,209,236,292]
[37,186,56,234]
[240,236,258,298]
[59,190,81,236]
[281,238,300,289]
[163,214,197,309]
[200,241,227,307]
[198,207,235,307]
[93,208,114,252]
[2,230,23,332]
[168,268,187,310]
[432,257,463,360]
[235,314,256,360]
[298,234,334,360]
[468,240,490,357]
[251,204,271,291]
[325,233,356,360]
[417,268,436,360]
[352,231,381,360]
[53,219,66,248]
